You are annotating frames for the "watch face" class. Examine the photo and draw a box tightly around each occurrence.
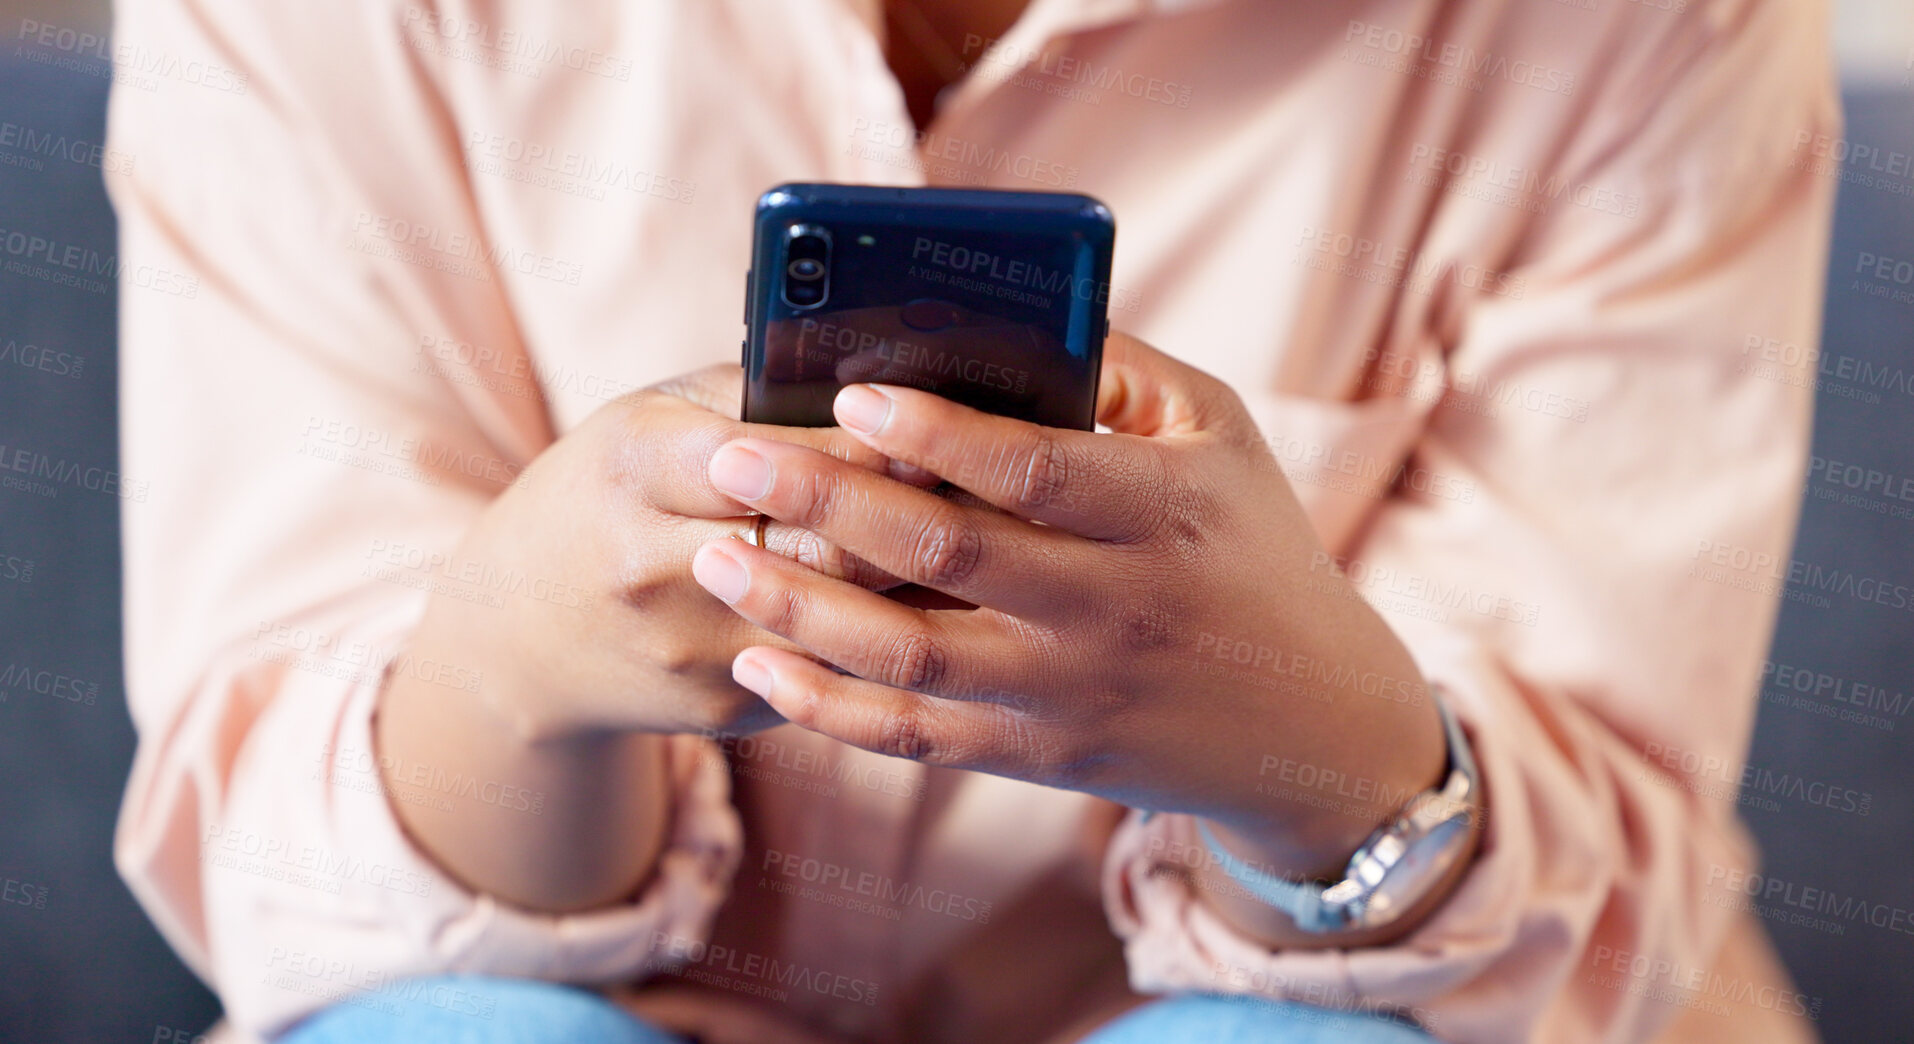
[1363,817,1470,923]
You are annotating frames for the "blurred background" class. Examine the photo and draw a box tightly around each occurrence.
[1,1,1910,1041]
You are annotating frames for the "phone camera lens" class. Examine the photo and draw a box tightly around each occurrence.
[781,225,832,309]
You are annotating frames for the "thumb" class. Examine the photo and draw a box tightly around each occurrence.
[1095,331,1247,438]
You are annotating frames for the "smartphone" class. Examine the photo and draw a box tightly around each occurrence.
[741,183,1116,430]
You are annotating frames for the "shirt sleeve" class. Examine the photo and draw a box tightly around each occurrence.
[106,1,742,1038]
[1100,4,1841,1041]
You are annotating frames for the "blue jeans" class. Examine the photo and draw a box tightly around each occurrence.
[277,974,1435,1044]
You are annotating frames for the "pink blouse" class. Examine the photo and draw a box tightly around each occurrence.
[107,0,1840,1041]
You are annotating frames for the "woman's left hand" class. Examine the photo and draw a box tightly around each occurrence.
[691,333,1446,883]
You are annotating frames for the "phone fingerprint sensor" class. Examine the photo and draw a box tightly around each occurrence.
[901,298,964,331]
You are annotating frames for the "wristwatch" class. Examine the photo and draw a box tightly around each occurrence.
[1187,685,1481,934]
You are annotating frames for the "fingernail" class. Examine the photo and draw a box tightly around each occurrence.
[710,444,772,500]
[692,544,749,603]
[733,654,773,697]
[835,384,892,435]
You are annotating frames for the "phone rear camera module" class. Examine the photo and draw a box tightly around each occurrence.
[782,224,832,309]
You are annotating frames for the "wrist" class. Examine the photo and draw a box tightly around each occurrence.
[1182,684,1482,947]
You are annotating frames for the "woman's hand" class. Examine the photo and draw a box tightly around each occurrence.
[398,364,924,742]
[689,334,1449,914]
[373,364,926,911]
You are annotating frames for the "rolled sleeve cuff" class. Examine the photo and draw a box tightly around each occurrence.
[205,604,745,1036]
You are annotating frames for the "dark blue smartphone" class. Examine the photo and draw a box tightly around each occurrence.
[741,183,1116,430]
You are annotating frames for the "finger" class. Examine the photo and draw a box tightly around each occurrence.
[691,538,1031,703]
[827,381,1164,541]
[631,395,939,519]
[732,646,1029,774]
[706,437,1084,615]
[748,516,907,592]
[1094,331,1251,438]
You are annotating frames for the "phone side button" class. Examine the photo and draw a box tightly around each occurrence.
[740,339,748,368]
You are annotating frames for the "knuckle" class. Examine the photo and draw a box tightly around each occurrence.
[763,580,807,637]
[786,466,842,530]
[1142,468,1215,550]
[1011,433,1070,513]
[1109,590,1179,654]
[909,511,984,589]
[786,528,835,572]
[884,628,950,693]
[877,707,932,760]
[647,634,701,676]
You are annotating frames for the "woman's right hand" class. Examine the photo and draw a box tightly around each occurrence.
[396,363,926,741]
[371,364,922,910]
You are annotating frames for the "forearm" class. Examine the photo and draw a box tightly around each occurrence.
[374,658,673,914]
